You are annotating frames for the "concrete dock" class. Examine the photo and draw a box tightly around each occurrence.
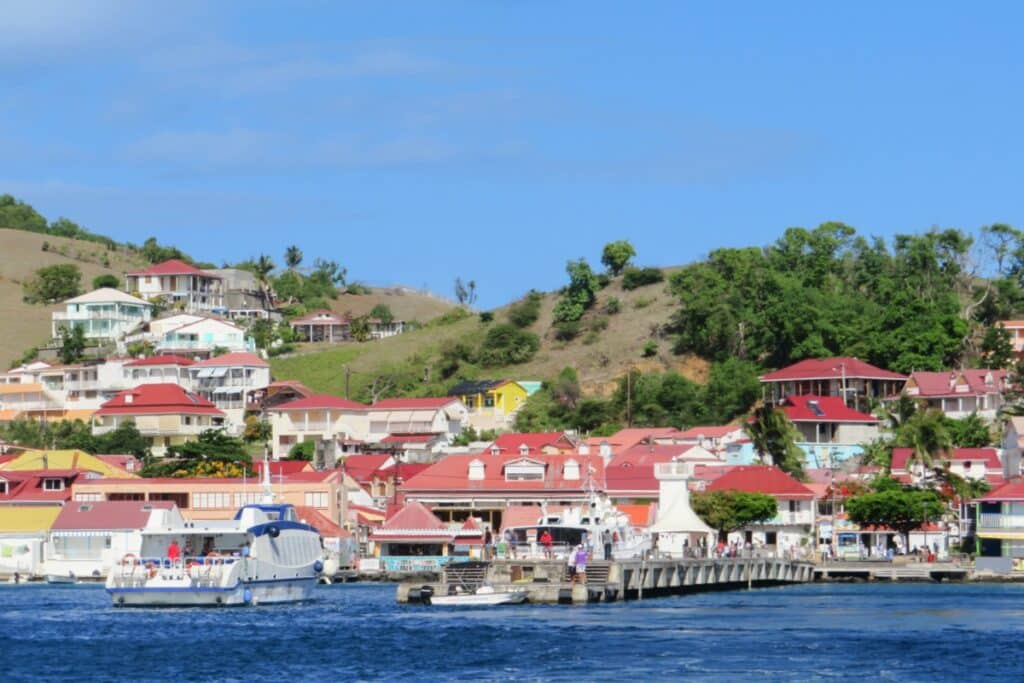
[398,557,816,604]
[814,560,968,582]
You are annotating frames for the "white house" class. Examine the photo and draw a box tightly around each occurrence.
[156,317,255,356]
[43,500,184,580]
[902,369,1009,420]
[267,394,369,459]
[51,288,152,341]
[188,352,271,434]
[124,259,224,313]
[366,397,467,448]
[122,355,194,389]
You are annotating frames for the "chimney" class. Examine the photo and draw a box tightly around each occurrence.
[598,440,613,464]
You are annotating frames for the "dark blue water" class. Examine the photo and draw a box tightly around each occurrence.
[1,582,1021,681]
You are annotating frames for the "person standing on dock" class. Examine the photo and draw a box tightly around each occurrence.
[567,545,578,582]
[574,545,589,584]
[540,529,554,558]
[602,529,613,561]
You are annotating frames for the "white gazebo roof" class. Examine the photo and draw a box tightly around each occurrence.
[65,288,151,306]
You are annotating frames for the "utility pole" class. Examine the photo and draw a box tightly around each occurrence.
[626,367,633,428]
[344,365,351,399]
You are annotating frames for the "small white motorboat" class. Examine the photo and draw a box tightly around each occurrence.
[45,573,76,585]
[421,584,528,606]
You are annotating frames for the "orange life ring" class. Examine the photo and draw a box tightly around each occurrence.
[148,566,158,578]
[120,553,137,567]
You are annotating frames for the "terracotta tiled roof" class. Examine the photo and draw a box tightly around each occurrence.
[94,384,223,417]
[341,455,392,483]
[487,431,578,454]
[401,453,604,494]
[706,465,815,499]
[293,506,351,538]
[760,357,906,382]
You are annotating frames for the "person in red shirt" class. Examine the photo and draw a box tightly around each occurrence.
[167,539,181,562]
[540,529,554,558]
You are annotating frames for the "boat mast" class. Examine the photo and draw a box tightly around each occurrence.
[261,448,275,504]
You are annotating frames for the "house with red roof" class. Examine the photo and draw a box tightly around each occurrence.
[890,447,1004,487]
[367,500,484,574]
[605,444,720,501]
[125,259,224,313]
[902,369,1009,420]
[92,383,226,457]
[705,465,817,552]
[399,452,605,530]
[290,309,405,343]
[760,356,906,413]
[43,500,182,579]
[188,352,271,432]
[676,425,747,454]
[485,431,579,457]
[366,397,468,458]
[975,479,1024,569]
[778,394,880,468]
[267,394,368,459]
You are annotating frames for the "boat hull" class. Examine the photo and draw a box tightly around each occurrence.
[108,577,317,607]
[428,591,528,606]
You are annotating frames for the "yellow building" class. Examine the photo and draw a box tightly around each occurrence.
[1,449,139,478]
[449,380,533,431]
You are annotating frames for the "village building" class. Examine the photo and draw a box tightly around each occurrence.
[399,452,606,529]
[124,259,224,313]
[760,356,906,413]
[890,447,1004,487]
[0,380,64,424]
[290,310,351,343]
[366,397,467,459]
[43,500,181,580]
[448,379,534,431]
[123,355,194,389]
[902,369,1009,420]
[267,394,368,459]
[999,320,1024,353]
[155,316,255,356]
[1001,417,1024,481]
[604,444,721,503]
[483,431,579,457]
[205,268,275,320]
[71,469,345,523]
[704,465,817,554]
[188,352,270,433]
[975,479,1024,572]
[247,380,314,413]
[778,394,880,467]
[676,425,747,456]
[51,288,152,341]
[366,500,484,574]
[91,384,226,457]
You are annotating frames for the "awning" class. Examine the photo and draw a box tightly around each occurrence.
[386,410,413,422]
[977,531,1024,540]
[195,368,215,378]
[213,387,242,395]
[50,530,117,537]
[211,368,229,378]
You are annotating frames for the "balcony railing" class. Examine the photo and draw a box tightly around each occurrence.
[978,513,1024,530]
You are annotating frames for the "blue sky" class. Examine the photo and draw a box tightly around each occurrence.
[3,2,1023,307]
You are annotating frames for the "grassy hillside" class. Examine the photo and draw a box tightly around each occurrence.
[269,271,707,402]
[0,229,151,367]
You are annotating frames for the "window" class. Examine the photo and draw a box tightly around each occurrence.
[305,491,329,508]
[468,459,485,481]
[484,394,495,408]
[0,480,7,494]
[563,459,580,481]
[505,461,545,481]
[234,491,262,507]
[788,500,798,513]
[193,492,232,509]
[43,478,65,491]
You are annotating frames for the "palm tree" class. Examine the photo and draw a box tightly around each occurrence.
[253,254,275,307]
[896,408,952,474]
[744,406,806,480]
[284,245,303,271]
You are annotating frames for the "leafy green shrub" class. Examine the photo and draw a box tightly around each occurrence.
[22,264,81,304]
[604,297,621,315]
[92,274,120,290]
[478,324,540,366]
[552,320,581,341]
[583,330,601,345]
[507,290,543,328]
[479,311,494,323]
[345,282,372,295]
[433,307,473,326]
[596,273,611,289]
[288,441,315,461]
[622,266,665,290]
[268,343,296,357]
[633,296,654,309]
[642,340,658,357]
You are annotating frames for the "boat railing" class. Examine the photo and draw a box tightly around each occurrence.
[113,555,240,587]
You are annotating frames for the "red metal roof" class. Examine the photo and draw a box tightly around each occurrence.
[760,357,906,382]
[272,394,367,411]
[94,384,224,417]
[379,433,439,444]
[50,500,174,530]
[904,369,1008,398]
[191,352,268,368]
[604,445,699,494]
[706,465,815,499]
[371,397,461,410]
[604,427,681,449]
[979,478,1024,501]
[380,500,445,530]
[781,395,879,423]
[127,259,220,277]
[253,460,312,476]
[289,309,349,325]
[890,447,1002,472]
[340,454,392,483]
[0,470,82,504]
[124,355,195,367]
[677,425,742,440]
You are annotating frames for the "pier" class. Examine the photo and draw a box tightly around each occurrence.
[814,560,968,582]
[398,557,816,604]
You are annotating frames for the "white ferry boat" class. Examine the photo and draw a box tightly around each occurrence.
[105,466,324,607]
[505,495,651,560]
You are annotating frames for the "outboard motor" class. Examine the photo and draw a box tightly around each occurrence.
[419,585,434,606]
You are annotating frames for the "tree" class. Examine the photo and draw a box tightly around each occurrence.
[507,292,544,329]
[143,429,250,477]
[96,420,151,462]
[243,416,272,444]
[846,487,945,551]
[980,324,1014,369]
[57,325,87,364]
[0,194,48,232]
[253,254,275,304]
[369,304,394,325]
[894,408,953,470]
[621,267,665,290]
[552,258,599,324]
[92,274,120,290]
[745,406,807,480]
[23,264,81,303]
[601,240,636,277]
[284,245,303,271]
[946,412,992,448]
[690,490,778,541]
[288,441,315,461]
[477,324,540,367]
[454,277,469,305]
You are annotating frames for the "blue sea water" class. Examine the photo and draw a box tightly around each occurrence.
[0,582,1021,682]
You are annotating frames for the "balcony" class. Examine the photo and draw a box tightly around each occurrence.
[769,512,814,526]
[978,514,1024,531]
